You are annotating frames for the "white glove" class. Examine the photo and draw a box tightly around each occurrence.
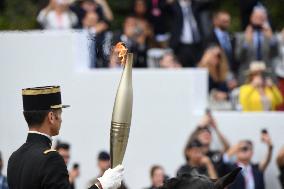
[97,164,124,189]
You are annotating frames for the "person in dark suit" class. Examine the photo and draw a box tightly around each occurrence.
[169,0,203,67]
[206,11,238,75]
[224,131,273,189]
[235,6,278,83]
[7,86,124,189]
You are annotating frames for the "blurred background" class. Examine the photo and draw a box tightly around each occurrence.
[1,0,284,189]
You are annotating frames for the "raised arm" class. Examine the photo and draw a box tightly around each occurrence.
[208,113,230,152]
[259,132,273,172]
[277,146,284,167]
[95,0,113,21]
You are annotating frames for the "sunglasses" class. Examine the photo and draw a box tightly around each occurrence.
[240,146,252,152]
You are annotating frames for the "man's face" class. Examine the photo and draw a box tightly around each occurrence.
[250,9,267,27]
[237,141,253,162]
[197,130,212,146]
[49,109,62,136]
[152,168,165,187]
[58,148,70,165]
[83,12,99,28]
[98,160,111,173]
[123,17,137,38]
[186,147,203,163]
[215,13,231,31]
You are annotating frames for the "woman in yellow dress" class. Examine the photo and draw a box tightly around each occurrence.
[239,62,283,111]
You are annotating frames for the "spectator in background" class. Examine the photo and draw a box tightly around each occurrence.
[0,152,8,189]
[133,0,155,48]
[207,10,238,80]
[239,0,261,30]
[133,0,148,20]
[81,10,111,68]
[70,0,113,28]
[169,0,203,67]
[159,52,181,68]
[188,111,230,177]
[111,16,151,68]
[225,130,273,189]
[145,165,165,189]
[88,151,128,189]
[177,139,217,179]
[37,0,78,29]
[239,62,283,111]
[56,141,79,189]
[277,146,284,189]
[198,45,230,104]
[236,5,278,83]
[146,0,172,45]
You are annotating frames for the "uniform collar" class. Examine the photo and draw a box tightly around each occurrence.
[26,131,52,148]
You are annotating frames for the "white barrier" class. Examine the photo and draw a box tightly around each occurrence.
[0,31,283,189]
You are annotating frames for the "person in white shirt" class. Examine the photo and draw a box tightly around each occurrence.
[37,0,78,29]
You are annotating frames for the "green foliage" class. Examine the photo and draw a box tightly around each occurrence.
[0,0,283,31]
[0,0,39,30]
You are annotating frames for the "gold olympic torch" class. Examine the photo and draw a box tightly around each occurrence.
[110,42,133,168]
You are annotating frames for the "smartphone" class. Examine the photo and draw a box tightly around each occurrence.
[261,129,268,134]
[73,163,79,169]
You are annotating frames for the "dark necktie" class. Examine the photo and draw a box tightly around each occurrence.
[222,32,233,66]
[256,30,262,60]
[187,5,200,43]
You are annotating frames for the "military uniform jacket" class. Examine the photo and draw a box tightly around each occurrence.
[7,133,98,189]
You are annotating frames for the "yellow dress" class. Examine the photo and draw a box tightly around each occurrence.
[239,84,283,111]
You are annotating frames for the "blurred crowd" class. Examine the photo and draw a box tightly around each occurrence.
[2,111,284,189]
[32,0,284,112]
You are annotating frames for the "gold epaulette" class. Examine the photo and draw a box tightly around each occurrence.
[43,149,57,154]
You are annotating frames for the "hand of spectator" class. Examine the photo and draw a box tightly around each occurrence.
[95,22,108,33]
[265,77,274,88]
[261,132,272,146]
[263,24,273,39]
[226,143,240,157]
[69,167,80,184]
[227,79,238,90]
[97,164,124,189]
[198,114,210,127]
[245,25,253,43]
[251,75,263,88]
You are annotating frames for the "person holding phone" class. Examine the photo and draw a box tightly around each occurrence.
[239,61,283,111]
[235,5,278,83]
[37,0,78,29]
[224,129,273,189]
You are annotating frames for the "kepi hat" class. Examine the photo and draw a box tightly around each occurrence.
[22,86,70,111]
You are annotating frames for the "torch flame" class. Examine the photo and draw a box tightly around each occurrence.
[114,42,128,65]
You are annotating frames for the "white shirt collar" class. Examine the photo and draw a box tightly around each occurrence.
[28,131,52,142]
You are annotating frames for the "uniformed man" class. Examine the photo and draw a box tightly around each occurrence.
[7,86,124,189]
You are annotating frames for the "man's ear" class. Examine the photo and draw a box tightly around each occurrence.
[214,168,242,189]
[47,111,55,124]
